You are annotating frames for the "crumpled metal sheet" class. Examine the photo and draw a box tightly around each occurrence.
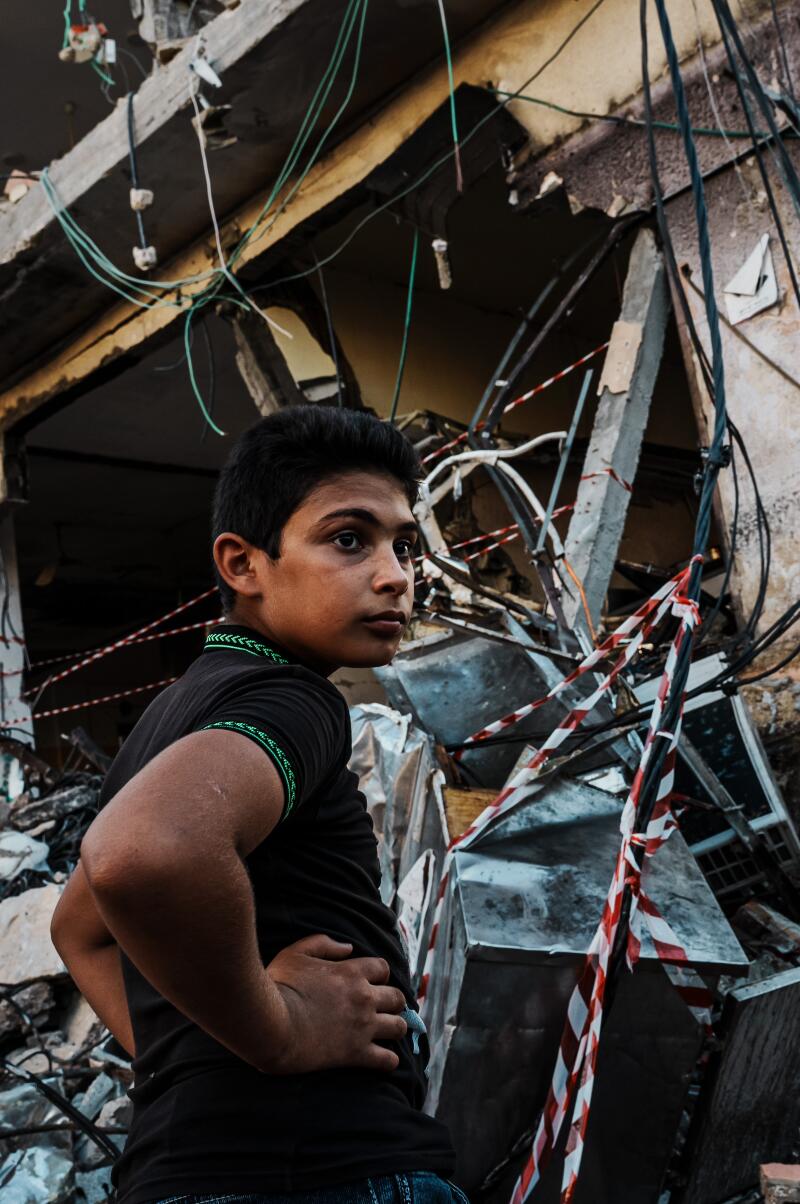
[0,1145,73,1203]
[374,630,571,787]
[421,775,748,1203]
[349,703,442,904]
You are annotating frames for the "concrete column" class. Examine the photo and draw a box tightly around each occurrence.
[0,509,33,759]
[562,227,670,630]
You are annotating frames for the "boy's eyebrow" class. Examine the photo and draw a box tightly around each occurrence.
[315,507,419,534]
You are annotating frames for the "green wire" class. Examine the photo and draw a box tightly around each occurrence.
[229,0,368,266]
[184,308,226,437]
[435,0,461,182]
[389,228,420,424]
[237,0,370,260]
[91,58,116,88]
[491,89,779,138]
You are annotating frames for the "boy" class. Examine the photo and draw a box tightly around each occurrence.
[51,406,457,1204]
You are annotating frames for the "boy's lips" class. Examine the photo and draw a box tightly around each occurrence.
[361,610,407,636]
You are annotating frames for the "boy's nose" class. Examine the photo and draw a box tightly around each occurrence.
[372,550,410,596]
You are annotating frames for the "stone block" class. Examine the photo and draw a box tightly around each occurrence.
[0,885,65,985]
[0,982,54,1038]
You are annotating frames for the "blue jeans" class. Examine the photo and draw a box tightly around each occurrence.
[156,1172,469,1204]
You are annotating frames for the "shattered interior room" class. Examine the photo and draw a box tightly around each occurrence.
[1,0,800,1201]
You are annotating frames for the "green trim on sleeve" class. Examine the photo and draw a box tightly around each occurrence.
[202,721,297,815]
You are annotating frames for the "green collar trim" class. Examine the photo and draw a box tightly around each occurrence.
[204,629,290,665]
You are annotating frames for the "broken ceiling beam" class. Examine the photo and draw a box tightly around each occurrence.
[0,0,509,390]
[270,277,364,409]
[229,309,307,415]
[562,227,669,631]
[0,20,507,430]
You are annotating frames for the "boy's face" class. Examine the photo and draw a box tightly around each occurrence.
[215,470,418,675]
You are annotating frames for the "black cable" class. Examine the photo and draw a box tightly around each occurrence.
[738,635,800,683]
[197,317,216,443]
[714,0,800,203]
[313,249,344,407]
[477,219,638,438]
[710,0,800,308]
[0,1060,120,1163]
[127,92,148,251]
[467,225,611,438]
[769,0,797,106]
[640,0,772,655]
[727,419,771,642]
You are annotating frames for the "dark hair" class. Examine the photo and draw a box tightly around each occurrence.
[212,405,421,611]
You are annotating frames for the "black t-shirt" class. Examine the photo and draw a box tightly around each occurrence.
[101,625,454,1204]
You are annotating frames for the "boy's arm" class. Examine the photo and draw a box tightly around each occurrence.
[75,728,406,1075]
[51,862,135,1056]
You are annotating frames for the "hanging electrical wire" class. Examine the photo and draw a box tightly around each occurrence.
[389,228,420,424]
[710,0,800,306]
[434,0,463,191]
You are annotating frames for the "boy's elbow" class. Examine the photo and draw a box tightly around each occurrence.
[49,895,69,955]
[80,827,147,901]
[80,824,181,901]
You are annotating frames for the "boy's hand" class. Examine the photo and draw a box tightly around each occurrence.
[264,934,408,1074]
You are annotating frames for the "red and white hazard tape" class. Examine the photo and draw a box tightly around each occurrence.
[510,565,713,1204]
[418,563,697,1005]
[25,588,217,701]
[413,506,574,578]
[7,677,178,725]
[22,616,222,678]
[454,565,686,758]
[421,343,610,467]
[418,559,715,1204]
[580,467,633,492]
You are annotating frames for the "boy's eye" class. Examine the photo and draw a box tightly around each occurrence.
[394,539,415,560]
[333,531,362,551]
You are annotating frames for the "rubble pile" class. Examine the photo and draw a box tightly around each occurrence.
[1,412,799,1202]
[0,761,128,1204]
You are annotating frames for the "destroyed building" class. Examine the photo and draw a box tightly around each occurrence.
[1,0,800,1200]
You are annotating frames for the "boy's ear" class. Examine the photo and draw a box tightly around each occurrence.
[213,533,265,601]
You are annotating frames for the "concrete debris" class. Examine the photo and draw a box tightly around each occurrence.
[0,1079,64,1135]
[0,770,127,1202]
[762,1165,800,1203]
[8,780,101,834]
[0,1145,73,1203]
[0,885,65,986]
[74,1166,114,1204]
[62,995,104,1053]
[0,983,54,1040]
[0,832,50,882]
[5,1039,78,1077]
[77,1095,132,1169]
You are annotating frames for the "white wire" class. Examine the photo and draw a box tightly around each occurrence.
[188,78,293,340]
[421,430,566,492]
[189,83,227,270]
[494,459,565,558]
[418,431,567,561]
